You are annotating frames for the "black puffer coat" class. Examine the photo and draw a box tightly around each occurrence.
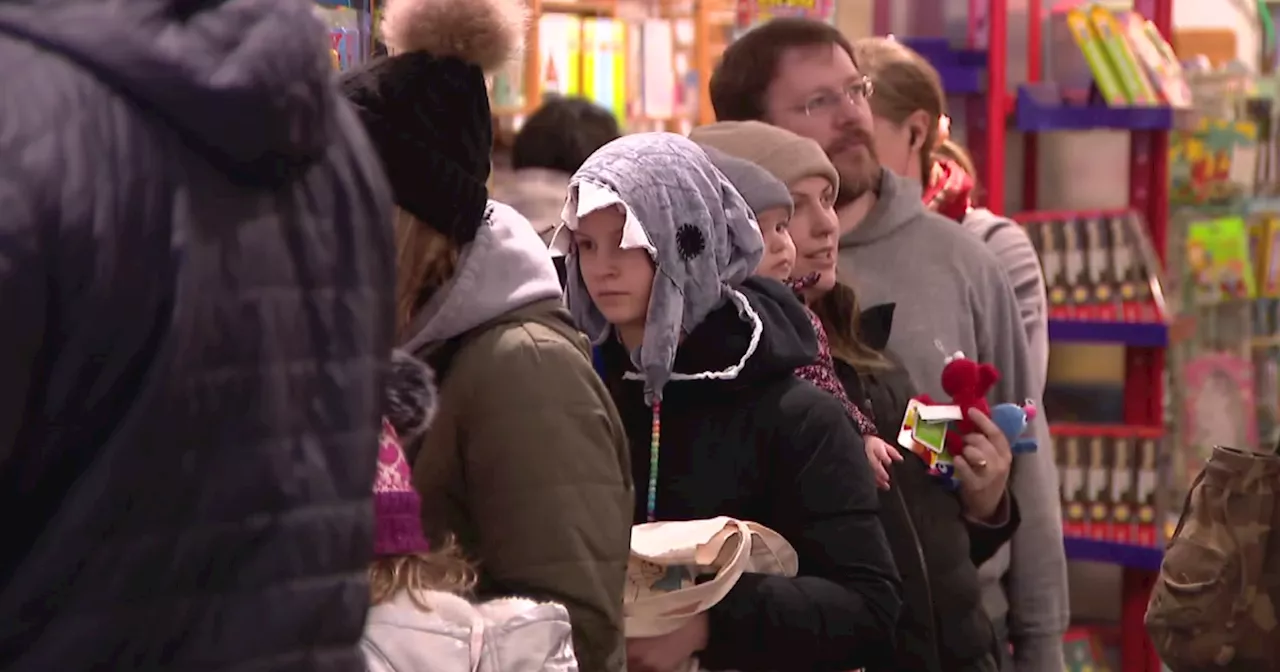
[0,1,394,670]
[601,278,902,672]
[838,304,1020,672]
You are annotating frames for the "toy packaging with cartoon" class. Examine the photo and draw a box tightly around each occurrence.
[897,351,1039,489]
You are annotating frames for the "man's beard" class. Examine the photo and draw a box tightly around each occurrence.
[827,133,882,207]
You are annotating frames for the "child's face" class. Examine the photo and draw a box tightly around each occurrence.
[573,206,655,330]
[755,207,795,281]
[787,175,839,294]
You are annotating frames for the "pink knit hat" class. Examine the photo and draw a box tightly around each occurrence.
[374,418,431,557]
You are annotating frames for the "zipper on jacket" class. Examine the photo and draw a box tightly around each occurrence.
[894,482,943,672]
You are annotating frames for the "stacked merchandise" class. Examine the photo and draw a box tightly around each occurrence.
[1055,428,1163,548]
[1026,211,1173,557]
[1063,625,1122,671]
[1047,3,1191,109]
[1024,212,1166,325]
[315,0,371,72]
[487,2,687,130]
[1166,64,1273,515]
[532,13,629,121]
[733,0,834,34]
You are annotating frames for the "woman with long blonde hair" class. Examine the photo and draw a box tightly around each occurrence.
[339,0,633,670]
[854,36,1064,672]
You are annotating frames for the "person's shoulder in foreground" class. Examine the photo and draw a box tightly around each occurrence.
[0,1,393,670]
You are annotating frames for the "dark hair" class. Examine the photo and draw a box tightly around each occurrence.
[710,18,857,122]
[511,96,621,174]
[811,283,889,371]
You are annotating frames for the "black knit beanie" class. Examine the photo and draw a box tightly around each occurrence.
[339,0,525,246]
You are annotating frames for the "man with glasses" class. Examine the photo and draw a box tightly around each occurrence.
[709,19,1063,672]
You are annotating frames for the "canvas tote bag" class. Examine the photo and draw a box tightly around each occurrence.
[624,517,797,651]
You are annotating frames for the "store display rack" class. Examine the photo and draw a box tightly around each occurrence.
[1048,320,1169,347]
[900,38,986,96]
[1063,537,1165,571]
[1013,208,1170,348]
[884,0,1173,669]
[1020,3,1172,670]
[1015,83,1175,132]
[490,0,735,134]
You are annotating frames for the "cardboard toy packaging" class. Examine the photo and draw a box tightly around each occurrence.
[1063,437,1088,537]
[1108,438,1137,543]
[1084,437,1112,540]
[1135,439,1159,546]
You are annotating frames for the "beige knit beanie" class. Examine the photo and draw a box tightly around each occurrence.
[689,121,839,191]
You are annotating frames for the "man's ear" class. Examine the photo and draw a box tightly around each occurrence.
[906,109,934,153]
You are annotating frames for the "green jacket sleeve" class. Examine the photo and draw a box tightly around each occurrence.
[457,325,633,672]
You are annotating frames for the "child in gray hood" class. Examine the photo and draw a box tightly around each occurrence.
[555,132,901,672]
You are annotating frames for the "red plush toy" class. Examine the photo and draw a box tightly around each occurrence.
[914,352,1000,455]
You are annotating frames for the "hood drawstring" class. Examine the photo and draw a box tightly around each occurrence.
[646,400,661,522]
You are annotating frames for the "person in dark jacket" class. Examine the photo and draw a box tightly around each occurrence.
[691,120,1021,672]
[554,132,901,672]
[0,1,393,670]
[834,304,1018,672]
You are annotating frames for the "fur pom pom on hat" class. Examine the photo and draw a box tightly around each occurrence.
[374,350,438,557]
[381,0,526,71]
[385,349,438,452]
[340,0,526,246]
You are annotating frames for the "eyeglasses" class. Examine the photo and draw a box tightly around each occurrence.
[797,76,875,117]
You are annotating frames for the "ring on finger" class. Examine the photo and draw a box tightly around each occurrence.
[975,458,989,469]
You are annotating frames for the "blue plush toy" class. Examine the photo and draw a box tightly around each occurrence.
[990,401,1039,454]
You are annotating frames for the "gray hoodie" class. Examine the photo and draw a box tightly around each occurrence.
[837,171,1068,672]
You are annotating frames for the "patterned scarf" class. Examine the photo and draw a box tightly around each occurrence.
[786,273,877,436]
[922,158,975,223]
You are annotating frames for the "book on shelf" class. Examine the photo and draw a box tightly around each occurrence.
[581,18,627,122]
[539,13,583,97]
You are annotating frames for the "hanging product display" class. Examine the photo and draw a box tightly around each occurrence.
[1179,353,1257,489]
[1171,117,1259,206]
[1184,215,1257,306]
[1055,430,1162,547]
[1025,210,1166,323]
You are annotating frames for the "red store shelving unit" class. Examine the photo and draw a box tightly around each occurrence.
[1015,0,1171,666]
[876,0,1173,670]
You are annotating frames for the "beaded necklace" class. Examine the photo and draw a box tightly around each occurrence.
[646,400,661,522]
